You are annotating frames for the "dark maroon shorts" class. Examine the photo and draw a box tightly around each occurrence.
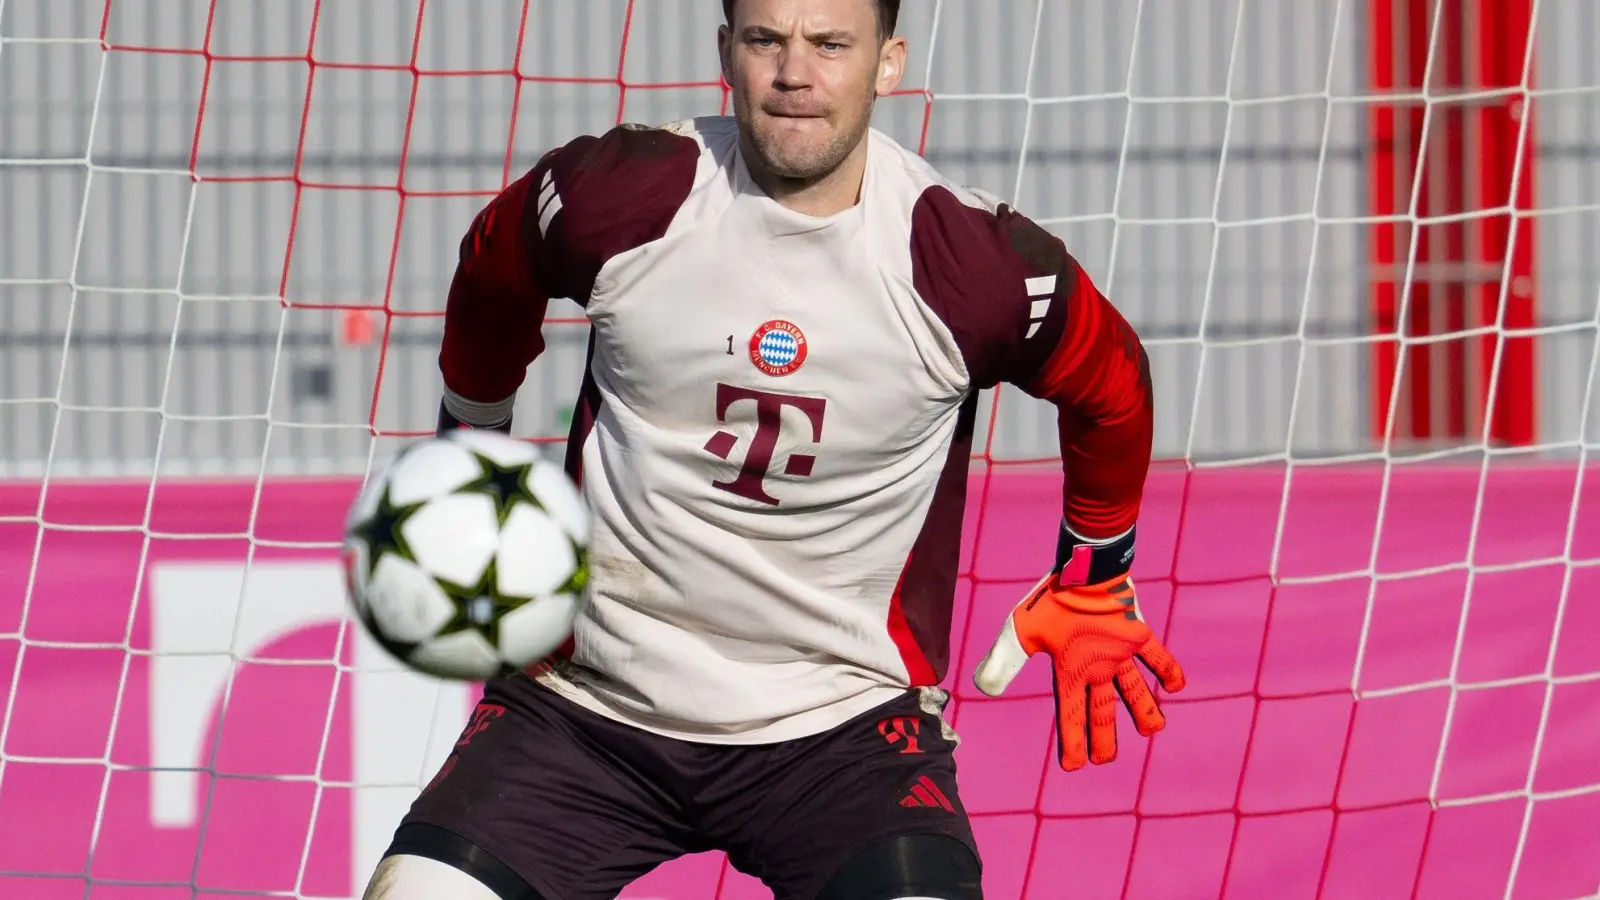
[393,670,978,900]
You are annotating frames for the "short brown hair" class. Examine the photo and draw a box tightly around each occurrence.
[721,0,901,43]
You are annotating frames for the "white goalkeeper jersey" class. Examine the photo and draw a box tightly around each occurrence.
[438,116,1154,743]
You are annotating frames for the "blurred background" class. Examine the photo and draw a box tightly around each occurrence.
[3,2,1600,900]
[3,0,1597,477]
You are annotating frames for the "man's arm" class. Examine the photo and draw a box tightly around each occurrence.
[437,165,553,434]
[919,195,1183,772]
[1022,260,1155,574]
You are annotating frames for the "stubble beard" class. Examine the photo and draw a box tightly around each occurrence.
[739,89,875,185]
[746,117,858,182]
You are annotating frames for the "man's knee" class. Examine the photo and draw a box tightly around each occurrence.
[365,823,545,900]
[816,833,983,900]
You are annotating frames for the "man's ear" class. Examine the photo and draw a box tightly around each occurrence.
[717,24,732,84]
[876,36,908,97]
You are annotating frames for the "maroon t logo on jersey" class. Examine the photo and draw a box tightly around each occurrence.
[704,383,826,506]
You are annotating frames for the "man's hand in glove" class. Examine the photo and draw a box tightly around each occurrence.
[973,525,1186,771]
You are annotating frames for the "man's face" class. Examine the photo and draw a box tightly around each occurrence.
[719,0,904,182]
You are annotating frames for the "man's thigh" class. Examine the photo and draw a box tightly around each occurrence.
[711,690,983,900]
[388,672,697,900]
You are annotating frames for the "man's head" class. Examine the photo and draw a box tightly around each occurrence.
[718,0,907,187]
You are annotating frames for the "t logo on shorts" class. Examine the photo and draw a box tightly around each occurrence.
[704,383,827,506]
[456,702,507,748]
[878,716,923,754]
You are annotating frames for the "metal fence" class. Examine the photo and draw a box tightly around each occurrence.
[2,0,1598,476]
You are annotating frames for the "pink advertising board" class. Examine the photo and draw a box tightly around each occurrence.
[3,465,1599,899]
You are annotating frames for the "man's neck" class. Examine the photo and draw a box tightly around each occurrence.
[743,136,871,218]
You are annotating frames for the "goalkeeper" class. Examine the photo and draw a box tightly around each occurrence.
[367,0,1186,897]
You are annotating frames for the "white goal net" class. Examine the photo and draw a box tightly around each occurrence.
[2,1,1598,898]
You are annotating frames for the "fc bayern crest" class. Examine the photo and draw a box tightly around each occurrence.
[749,319,808,376]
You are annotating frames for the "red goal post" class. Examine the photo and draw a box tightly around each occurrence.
[1369,0,1539,448]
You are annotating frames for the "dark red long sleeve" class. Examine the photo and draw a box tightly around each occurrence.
[1026,264,1154,540]
[438,167,551,408]
[906,189,1154,542]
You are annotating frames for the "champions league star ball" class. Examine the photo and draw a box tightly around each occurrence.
[342,429,589,681]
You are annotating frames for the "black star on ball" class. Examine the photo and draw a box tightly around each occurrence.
[351,486,426,580]
[455,452,538,525]
[433,558,530,648]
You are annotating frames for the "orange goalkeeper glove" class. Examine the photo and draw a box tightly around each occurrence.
[973,524,1186,771]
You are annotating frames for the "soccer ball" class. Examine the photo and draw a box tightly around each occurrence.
[342,429,589,681]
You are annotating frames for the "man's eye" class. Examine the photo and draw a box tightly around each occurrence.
[751,37,777,48]
[821,42,845,52]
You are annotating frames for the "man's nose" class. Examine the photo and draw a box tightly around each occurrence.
[773,45,815,89]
